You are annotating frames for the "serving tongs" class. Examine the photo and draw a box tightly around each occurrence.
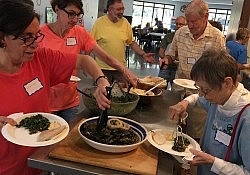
[174,112,188,145]
[96,83,115,132]
[76,88,92,98]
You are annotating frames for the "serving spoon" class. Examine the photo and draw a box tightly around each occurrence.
[144,80,166,95]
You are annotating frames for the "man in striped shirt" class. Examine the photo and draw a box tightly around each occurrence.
[160,0,225,141]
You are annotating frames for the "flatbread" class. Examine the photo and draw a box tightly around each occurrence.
[37,125,66,142]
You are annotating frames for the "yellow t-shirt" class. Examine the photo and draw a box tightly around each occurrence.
[91,15,134,70]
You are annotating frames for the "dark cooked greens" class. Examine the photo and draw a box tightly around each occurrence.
[16,114,50,134]
[111,93,138,103]
[172,136,190,152]
[81,122,140,145]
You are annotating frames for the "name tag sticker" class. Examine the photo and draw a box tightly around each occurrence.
[215,130,231,146]
[187,57,196,64]
[24,78,43,96]
[66,37,77,46]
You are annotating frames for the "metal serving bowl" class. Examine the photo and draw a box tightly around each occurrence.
[78,116,147,153]
[81,87,140,116]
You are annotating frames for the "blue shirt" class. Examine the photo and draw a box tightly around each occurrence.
[197,97,250,174]
[226,40,247,64]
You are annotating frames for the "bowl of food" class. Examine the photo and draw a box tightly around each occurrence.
[81,87,139,116]
[138,76,167,89]
[128,87,163,106]
[78,116,148,153]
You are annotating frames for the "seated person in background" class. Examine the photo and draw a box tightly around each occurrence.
[142,22,151,35]
[226,28,250,70]
[158,16,186,88]
[168,48,250,175]
[154,17,164,33]
[208,20,223,31]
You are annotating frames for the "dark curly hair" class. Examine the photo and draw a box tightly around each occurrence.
[50,0,83,14]
[0,0,40,48]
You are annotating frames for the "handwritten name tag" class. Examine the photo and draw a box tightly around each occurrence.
[66,37,77,46]
[215,130,231,146]
[24,78,43,96]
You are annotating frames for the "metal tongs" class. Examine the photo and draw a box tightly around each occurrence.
[174,112,188,145]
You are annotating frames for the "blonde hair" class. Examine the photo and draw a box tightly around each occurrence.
[185,0,208,17]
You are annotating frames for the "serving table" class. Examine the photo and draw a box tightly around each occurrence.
[28,90,183,175]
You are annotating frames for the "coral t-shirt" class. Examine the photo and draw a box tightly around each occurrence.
[40,24,96,111]
[0,47,76,175]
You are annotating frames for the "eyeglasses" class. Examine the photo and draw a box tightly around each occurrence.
[18,32,45,46]
[194,84,212,96]
[62,9,84,20]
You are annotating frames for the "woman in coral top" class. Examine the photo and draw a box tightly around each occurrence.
[39,0,137,122]
[0,1,110,174]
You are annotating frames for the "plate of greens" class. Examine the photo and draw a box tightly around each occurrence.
[1,112,69,147]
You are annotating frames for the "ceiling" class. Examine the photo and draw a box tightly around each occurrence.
[170,0,233,5]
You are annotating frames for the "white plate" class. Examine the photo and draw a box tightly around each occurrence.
[173,79,197,90]
[147,128,200,157]
[1,112,69,147]
[70,75,81,82]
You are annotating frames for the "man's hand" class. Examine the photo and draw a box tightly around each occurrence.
[159,55,172,68]
[142,53,155,63]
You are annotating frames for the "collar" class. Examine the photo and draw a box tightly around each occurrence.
[218,83,250,116]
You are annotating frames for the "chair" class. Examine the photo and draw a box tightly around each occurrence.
[137,29,151,48]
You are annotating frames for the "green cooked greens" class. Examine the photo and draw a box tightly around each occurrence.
[16,114,50,134]
[172,136,190,152]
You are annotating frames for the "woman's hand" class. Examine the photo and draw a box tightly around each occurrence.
[0,116,17,129]
[93,78,111,110]
[190,149,215,165]
[168,101,189,124]
[122,68,138,87]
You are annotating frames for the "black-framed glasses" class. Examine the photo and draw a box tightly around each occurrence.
[62,9,84,20]
[194,84,212,96]
[18,32,45,46]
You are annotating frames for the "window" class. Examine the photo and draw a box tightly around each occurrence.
[132,0,175,30]
[208,8,231,35]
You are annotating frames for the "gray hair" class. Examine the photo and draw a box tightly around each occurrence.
[190,48,238,89]
[185,0,209,17]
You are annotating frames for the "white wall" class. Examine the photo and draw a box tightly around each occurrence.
[82,0,99,31]
[32,0,52,25]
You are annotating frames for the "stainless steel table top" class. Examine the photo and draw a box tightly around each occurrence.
[28,90,182,175]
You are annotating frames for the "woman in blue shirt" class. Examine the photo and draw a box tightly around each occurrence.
[226,28,250,70]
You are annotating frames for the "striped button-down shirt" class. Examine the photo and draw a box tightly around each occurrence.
[167,22,226,79]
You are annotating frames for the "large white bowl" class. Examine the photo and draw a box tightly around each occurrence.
[78,116,148,153]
